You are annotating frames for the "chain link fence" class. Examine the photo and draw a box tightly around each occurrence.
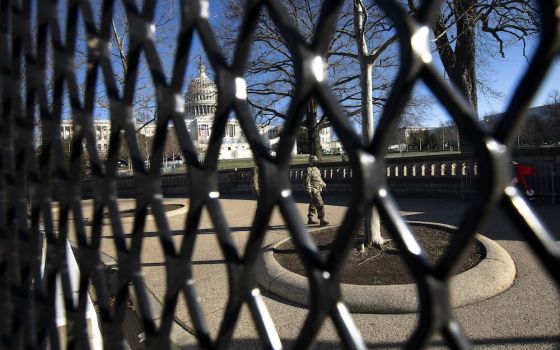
[1,0,559,349]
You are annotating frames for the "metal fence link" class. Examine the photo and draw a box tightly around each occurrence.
[0,0,559,349]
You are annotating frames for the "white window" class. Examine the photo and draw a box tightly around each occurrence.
[199,124,209,138]
[226,124,236,138]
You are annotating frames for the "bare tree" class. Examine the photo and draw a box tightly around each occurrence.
[443,121,460,150]
[409,0,539,151]
[219,0,400,159]
[75,1,181,153]
[353,1,431,249]
[164,130,182,164]
[353,0,398,249]
[540,90,560,145]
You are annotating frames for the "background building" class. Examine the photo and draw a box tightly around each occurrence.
[59,61,330,161]
[184,60,300,159]
[184,61,253,160]
[60,119,111,155]
[319,127,333,153]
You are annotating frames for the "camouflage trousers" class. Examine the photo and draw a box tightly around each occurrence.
[307,189,325,220]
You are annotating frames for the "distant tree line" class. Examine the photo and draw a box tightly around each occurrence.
[386,123,460,153]
[484,92,560,148]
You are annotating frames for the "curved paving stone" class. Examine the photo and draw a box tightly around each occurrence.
[257,221,516,313]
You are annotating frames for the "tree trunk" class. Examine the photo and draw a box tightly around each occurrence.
[353,0,384,249]
[433,0,478,153]
[305,99,322,160]
[452,0,478,113]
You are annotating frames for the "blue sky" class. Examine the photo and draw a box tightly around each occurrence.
[202,1,560,129]
[477,45,560,116]
[412,31,560,126]
[84,1,558,130]
[424,40,560,127]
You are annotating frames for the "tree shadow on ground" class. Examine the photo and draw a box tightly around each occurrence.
[101,225,287,239]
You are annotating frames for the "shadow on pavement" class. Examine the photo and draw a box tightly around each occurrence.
[179,335,560,349]
[102,225,287,239]
[140,260,226,268]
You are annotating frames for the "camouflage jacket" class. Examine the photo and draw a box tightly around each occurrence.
[305,166,326,192]
[252,167,259,196]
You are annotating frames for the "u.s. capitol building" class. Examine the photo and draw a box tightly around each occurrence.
[59,61,333,160]
[184,61,257,159]
[184,61,326,159]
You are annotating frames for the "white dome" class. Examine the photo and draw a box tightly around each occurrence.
[185,60,217,119]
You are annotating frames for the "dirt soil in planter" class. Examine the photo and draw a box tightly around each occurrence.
[273,224,486,285]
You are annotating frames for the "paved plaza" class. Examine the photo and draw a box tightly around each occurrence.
[72,196,560,349]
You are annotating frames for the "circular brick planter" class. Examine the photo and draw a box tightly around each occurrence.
[256,221,516,313]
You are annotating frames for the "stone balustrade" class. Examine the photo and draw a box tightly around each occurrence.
[80,148,559,202]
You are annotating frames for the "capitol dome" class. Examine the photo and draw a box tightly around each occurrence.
[185,59,217,120]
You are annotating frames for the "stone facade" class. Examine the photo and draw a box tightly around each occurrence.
[60,119,111,155]
[59,61,330,160]
[183,60,329,159]
[59,119,155,157]
[184,60,254,160]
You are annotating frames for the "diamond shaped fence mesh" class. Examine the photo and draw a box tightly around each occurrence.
[0,0,559,349]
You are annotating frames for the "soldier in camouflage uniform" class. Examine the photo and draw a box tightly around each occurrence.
[251,151,275,199]
[252,166,260,199]
[305,155,329,226]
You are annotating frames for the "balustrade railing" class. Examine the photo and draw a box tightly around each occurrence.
[2,0,559,349]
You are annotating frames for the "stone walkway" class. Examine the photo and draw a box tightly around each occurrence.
[74,196,559,349]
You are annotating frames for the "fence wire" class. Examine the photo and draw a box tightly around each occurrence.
[0,0,559,349]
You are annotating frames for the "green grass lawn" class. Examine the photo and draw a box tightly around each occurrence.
[216,154,309,169]
[216,154,353,169]
[385,150,460,158]
[213,151,461,170]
